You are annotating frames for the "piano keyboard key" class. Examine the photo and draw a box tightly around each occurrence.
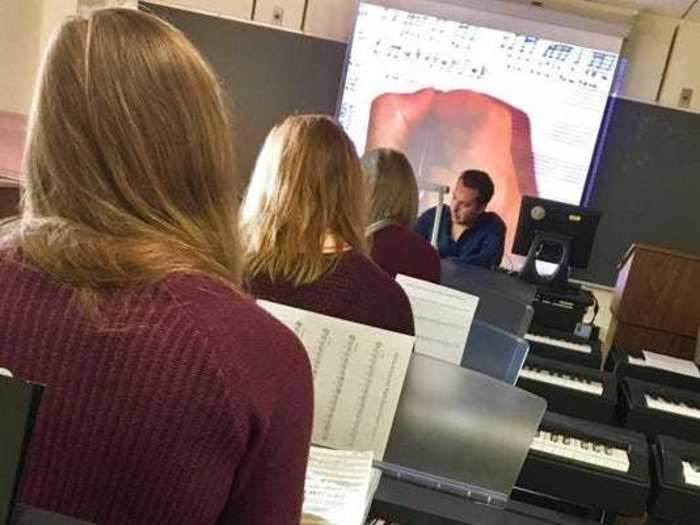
[627,356,646,367]
[530,430,630,472]
[519,366,603,395]
[525,333,592,354]
[644,394,700,421]
[682,461,700,488]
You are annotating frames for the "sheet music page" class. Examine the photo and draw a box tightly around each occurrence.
[365,468,382,519]
[642,351,700,379]
[395,274,478,364]
[302,446,374,525]
[258,301,414,459]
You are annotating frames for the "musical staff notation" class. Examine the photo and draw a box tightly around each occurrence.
[339,2,620,200]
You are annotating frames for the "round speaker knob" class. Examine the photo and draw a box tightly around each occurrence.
[531,205,546,221]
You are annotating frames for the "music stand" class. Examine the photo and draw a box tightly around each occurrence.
[1,375,43,525]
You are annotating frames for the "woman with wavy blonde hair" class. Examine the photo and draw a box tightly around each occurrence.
[0,9,311,525]
[242,115,414,335]
[362,148,440,282]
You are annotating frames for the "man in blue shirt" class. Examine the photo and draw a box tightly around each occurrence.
[415,170,506,268]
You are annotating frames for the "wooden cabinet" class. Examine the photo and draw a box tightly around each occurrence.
[610,244,700,359]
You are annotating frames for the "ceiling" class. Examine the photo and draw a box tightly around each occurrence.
[570,0,700,19]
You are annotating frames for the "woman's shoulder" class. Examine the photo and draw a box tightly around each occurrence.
[338,251,409,300]
[161,274,309,370]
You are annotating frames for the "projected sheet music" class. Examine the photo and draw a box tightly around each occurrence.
[339,2,620,205]
[258,301,414,459]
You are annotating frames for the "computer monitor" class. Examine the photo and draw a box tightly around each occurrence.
[512,196,601,287]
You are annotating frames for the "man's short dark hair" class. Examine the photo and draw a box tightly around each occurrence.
[456,170,494,205]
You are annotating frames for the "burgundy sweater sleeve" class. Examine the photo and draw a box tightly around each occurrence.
[220,336,312,524]
[192,292,313,525]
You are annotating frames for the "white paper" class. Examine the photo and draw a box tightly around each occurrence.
[302,446,374,525]
[395,274,479,365]
[642,350,700,379]
[365,468,382,518]
[682,461,700,488]
[627,356,647,367]
[258,301,415,459]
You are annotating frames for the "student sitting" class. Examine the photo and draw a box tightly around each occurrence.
[0,9,312,525]
[242,115,414,335]
[362,148,440,283]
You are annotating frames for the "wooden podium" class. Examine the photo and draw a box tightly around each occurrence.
[609,244,700,360]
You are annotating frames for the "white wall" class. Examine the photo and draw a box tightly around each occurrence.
[0,1,44,115]
[254,0,305,29]
[658,20,700,111]
[151,0,252,20]
[304,0,358,41]
[619,14,677,102]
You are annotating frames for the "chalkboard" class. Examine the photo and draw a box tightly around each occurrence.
[142,4,700,286]
[575,97,700,285]
[141,2,346,187]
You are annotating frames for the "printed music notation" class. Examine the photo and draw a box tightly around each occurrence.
[371,40,487,79]
[396,274,479,365]
[351,3,619,89]
[302,447,376,525]
[258,301,414,460]
[356,25,617,93]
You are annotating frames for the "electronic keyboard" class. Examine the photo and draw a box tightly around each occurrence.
[621,378,700,443]
[517,355,617,424]
[525,328,602,369]
[517,412,650,515]
[649,435,700,524]
[605,348,700,393]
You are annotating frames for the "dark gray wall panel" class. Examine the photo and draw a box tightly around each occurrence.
[141,2,347,187]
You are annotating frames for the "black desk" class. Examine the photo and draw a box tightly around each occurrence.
[441,260,537,305]
[531,285,595,334]
[373,478,600,525]
[440,260,536,336]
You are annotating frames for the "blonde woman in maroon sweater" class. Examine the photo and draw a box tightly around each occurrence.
[242,115,414,336]
[0,9,312,525]
[362,148,441,283]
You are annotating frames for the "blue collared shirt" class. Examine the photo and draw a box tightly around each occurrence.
[414,206,506,269]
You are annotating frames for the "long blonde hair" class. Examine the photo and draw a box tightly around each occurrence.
[241,115,367,286]
[1,8,241,304]
[361,148,418,227]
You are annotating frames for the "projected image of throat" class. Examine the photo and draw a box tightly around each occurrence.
[339,2,620,252]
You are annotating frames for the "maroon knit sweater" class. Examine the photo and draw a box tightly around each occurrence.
[370,224,441,283]
[248,251,415,336]
[0,257,313,525]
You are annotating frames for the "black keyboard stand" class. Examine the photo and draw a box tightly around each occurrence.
[531,285,595,335]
